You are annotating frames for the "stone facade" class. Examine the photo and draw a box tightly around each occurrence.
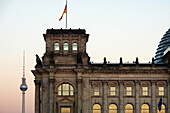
[32,29,170,113]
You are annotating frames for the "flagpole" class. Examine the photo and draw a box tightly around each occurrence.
[66,0,67,29]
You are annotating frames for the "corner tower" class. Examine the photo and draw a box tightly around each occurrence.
[42,28,90,66]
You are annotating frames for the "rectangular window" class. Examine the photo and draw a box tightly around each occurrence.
[142,87,148,96]
[126,87,132,96]
[159,87,164,96]
[110,86,116,96]
[61,107,70,113]
[94,86,100,96]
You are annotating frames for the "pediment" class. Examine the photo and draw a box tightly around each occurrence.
[57,97,74,103]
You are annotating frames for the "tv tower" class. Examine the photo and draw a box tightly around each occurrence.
[20,51,28,113]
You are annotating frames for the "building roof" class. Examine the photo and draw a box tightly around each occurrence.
[155,28,170,63]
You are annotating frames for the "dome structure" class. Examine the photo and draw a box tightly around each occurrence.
[155,28,170,63]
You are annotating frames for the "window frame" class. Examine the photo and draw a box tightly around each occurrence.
[54,42,60,50]
[93,104,101,113]
[58,83,74,96]
[109,104,117,113]
[141,104,149,113]
[142,86,149,96]
[94,86,100,96]
[126,86,132,96]
[63,42,69,50]
[72,42,78,50]
[158,86,164,96]
[125,104,133,113]
[110,86,116,96]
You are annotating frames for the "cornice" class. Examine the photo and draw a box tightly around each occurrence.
[82,69,167,74]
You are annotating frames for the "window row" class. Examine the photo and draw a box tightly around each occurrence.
[57,84,165,97]
[54,42,77,50]
[92,103,166,113]
[93,86,165,96]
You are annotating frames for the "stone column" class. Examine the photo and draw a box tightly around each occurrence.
[42,74,49,113]
[102,80,108,113]
[49,78,55,113]
[119,80,124,113]
[135,80,140,113]
[34,80,41,113]
[82,78,90,113]
[151,80,156,113]
[77,78,82,113]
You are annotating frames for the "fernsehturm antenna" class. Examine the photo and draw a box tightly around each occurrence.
[20,51,28,113]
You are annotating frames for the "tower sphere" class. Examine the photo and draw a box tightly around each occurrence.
[20,78,28,91]
[20,83,28,91]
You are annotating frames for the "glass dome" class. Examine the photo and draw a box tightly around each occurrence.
[155,28,170,63]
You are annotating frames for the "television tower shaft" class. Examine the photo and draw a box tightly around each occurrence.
[20,51,28,113]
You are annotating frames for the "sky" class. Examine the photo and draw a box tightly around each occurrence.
[0,0,170,113]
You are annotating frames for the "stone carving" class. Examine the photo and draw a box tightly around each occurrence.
[35,54,42,68]
[103,57,107,64]
[152,57,155,64]
[136,57,139,64]
[120,57,123,64]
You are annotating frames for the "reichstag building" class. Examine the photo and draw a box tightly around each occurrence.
[32,28,170,113]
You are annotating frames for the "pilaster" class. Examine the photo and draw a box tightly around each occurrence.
[77,78,82,113]
[119,80,124,113]
[151,80,156,113]
[135,80,140,113]
[34,80,41,113]
[49,78,55,113]
[102,80,108,113]
[42,74,49,113]
[82,78,90,113]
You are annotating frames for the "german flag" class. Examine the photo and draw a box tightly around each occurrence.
[59,4,67,21]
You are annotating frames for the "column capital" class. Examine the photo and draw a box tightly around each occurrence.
[49,78,55,83]
[151,80,157,84]
[34,80,41,85]
[118,80,124,84]
[77,79,83,83]
[135,80,140,84]
[102,80,108,84]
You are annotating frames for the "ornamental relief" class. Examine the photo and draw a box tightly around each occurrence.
[107,81,118,87]
[156,81,167,86]
[140,81,151,87]
[91,80,102,88]
[123,81,135,86]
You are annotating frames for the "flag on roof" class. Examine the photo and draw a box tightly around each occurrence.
[59,4,67,21]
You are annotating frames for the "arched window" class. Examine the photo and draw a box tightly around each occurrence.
[58,83,74,96]
[125,104,133,113]
[109,104,117,113]
[141,104,149,113]
[64,42,68,50]
[157,104,165,113]
[72,42,77,50]
[93,104,101,113]
[54,42,59,50]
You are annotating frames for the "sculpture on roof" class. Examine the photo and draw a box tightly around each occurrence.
[35,54,42,68]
